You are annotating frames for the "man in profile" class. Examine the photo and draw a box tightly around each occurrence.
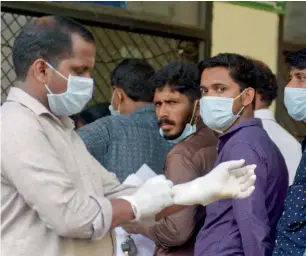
[124,62,217,255]
[195,53,288,256]
[273,48,306,256]
[1,16,258,256]
[78,59,173,182]
[253,59,301,185]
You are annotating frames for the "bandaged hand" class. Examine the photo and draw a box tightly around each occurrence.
[119,175,174,221]
[172,159,256,206]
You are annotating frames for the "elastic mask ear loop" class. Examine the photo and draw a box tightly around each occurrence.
[213,91,247,135]
[189,100,198,125]
[45,62,69,95]
[117,93,122,113]
[45,84,53,94]
[46,62,68,81]
[111,90,116,106]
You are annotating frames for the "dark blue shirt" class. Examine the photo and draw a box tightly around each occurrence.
[272,134,306,256]
[195,118,289,256]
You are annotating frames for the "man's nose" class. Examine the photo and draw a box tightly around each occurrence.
[159,104,169,118]
[82,71,92,78]
[286,79,296,88]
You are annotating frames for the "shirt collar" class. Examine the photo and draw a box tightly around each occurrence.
[254,109,276,121]
[217,118,262,151]
[6,87,75,130]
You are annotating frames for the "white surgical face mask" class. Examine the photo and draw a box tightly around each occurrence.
[159,101,198,144]
[109,90,120,116]
[284,87,306,121]
[200,91,245,133]
[45,63,94,116]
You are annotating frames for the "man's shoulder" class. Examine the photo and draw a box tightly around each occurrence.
[104,110,157,126]
[168,127,217,159]
[2,100,41,131]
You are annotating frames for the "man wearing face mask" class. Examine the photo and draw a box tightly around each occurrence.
[253,59,302,186]
[123,62,218,255]
[78,59,173,182]
[1,16,259,256]
[194,53,289,256]
[0,16,177,256]
[273,48,306,256]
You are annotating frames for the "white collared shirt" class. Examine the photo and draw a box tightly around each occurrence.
[255,109,302,185]
[1,87,136,256]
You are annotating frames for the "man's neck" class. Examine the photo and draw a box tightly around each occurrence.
[125,101,150,114]
[255,106,270,111]
[223,108,254,133]
[17,81,50,110]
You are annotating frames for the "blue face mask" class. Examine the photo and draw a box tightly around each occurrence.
[159,123,197,144]
[199,91,245,133]
[284,87,306,121]
[109,90,120,116]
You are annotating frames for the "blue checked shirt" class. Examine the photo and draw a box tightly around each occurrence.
[77,104,173,182]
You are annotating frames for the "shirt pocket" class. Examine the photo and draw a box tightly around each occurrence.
[278,184,306,232]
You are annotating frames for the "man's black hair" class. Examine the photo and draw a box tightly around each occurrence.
[198,53,260,92]
[150,61,201,101]
[252,59,278,106]
[12,15,95,81]
[285,48,306,70]
[78,103,111,125]
[110,58,155,102]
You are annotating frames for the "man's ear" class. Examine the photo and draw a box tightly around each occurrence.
[116,87,126,102]
[32,58,50,84]
[243,87,256,106]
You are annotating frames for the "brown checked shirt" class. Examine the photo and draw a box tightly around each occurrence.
[147,122,218,255]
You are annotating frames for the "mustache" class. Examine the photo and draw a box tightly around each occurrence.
[158,118,176,127]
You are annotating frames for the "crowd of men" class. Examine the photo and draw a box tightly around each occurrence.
[1,15,305,256]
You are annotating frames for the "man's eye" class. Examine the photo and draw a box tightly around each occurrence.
[155,103,161,107]
[74,68,87,75]
[200,88,207,95]
[216,87,225,93]
[299,76,306,81]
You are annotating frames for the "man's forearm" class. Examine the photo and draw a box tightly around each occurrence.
[156,204,187,220]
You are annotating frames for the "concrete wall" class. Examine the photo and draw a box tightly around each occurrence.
[126,1,201,27]
[284,2,306,44]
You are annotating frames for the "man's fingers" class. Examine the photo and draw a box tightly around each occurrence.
[240,175,256,191]
[236,168,256,183]
[235,185,255,199]
[229,164,256,178]
[221,159,246,171]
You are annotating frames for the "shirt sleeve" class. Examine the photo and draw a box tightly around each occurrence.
[149,153,201,248]
[228,142,273,256]
[100,165,138,199]
[77,118,111,164]
[1,113,113,241]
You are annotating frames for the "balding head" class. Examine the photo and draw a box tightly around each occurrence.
[12,15,96,111]
[12,15,95,81]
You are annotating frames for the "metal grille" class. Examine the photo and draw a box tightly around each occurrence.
[1,11,199,105]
